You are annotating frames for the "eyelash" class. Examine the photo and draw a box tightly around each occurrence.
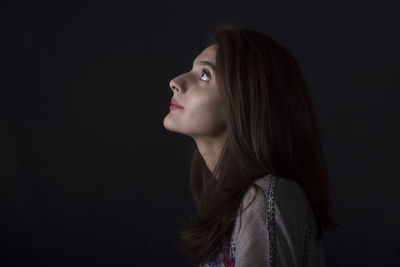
[200,69,211,81]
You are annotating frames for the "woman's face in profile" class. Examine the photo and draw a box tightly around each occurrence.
[163,44,226,139]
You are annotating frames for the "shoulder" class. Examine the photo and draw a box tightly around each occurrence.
[240,174,306,215]
[231,174,325,266]
[235,173,311,239]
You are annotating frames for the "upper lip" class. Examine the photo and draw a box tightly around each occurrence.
[170,99,184,108]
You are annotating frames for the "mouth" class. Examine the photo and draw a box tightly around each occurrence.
[169,104,184,110]
[170,99,184,109]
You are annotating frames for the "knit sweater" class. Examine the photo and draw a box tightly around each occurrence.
[199,174,326,267]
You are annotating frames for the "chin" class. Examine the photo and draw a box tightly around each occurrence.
[163,117,176,132]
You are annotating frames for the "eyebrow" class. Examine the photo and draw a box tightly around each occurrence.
[192,60,215,71]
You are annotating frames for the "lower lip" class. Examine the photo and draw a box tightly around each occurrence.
[170,105,184,110]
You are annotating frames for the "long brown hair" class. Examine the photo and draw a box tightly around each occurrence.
[178,23,337,266]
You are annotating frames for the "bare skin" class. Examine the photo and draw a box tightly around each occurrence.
[163,44,226,176]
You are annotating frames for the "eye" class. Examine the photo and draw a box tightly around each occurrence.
[200,69,211,81]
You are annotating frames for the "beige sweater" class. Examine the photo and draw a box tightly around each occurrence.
[200,174,326,267]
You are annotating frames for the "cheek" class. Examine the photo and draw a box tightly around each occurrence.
[190,97,221,118]
[184,97,226,135]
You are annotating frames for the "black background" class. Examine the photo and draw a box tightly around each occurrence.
[1,0,399,266]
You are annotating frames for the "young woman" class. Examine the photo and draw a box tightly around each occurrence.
[163,23,337,267]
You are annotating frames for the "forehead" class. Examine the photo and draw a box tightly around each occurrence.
[193,44,217,64]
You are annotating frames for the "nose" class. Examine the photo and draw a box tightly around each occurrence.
[169,75,185,93]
